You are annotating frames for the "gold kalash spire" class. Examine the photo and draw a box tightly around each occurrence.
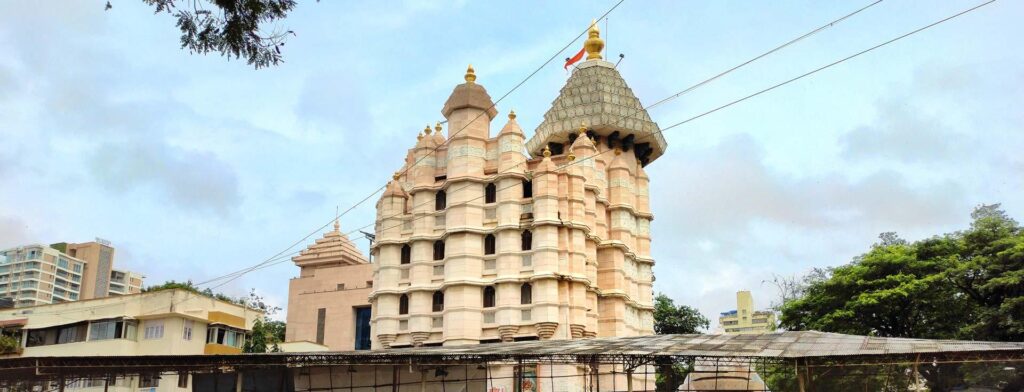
[585,19,604,60]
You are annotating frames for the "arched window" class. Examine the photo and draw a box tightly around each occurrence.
[522,180,533,198]
[520,283,532,305]
[400,244,411,264]
[521,230,532,251]
[399,294,409,315]
[484,234,496,255]
[485,183,496,204]
[432,291,444,312]
[435,190,446,211]
[433,240,445,260]
[483,286,496,308]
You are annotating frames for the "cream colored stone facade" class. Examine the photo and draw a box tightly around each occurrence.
[718,291,776,335]
[286,221,374,350]
[0,289,262,391]
[369,43,662,349]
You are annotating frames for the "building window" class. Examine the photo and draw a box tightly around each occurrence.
[485,183,497,204]
[484,234,496,255]
[88,319,136,341]
[435,190,446,210]
[521,230,532,251]
[522,180,533,198]
[144,320,164,340]
[182,320,194,341]
[316,308,326,345]
[399,294,409,315]
[400,244,411,264]
[57,323,87,344]
[206,326,246,348]
[433,240,445,261]
[520,283,532,305]
[483,286,495,308]
[432,291,444,312]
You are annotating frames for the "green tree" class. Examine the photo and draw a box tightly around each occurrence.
[780,237,972,339]
[945,204,1024,341]
[242,289,285,353]
[652,293,709,392]
[653,293,709,335]
[777,204,1024,391]
[107,0,300,69]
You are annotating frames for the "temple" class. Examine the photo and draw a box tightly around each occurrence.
[369,21,663,349]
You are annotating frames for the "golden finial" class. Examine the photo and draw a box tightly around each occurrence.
[585,19,604,61]
[543,145,552,158]
[417,132,424,140]
[424,124,432,135]
[614,147,622,156]
[393,172,401,180]
[508,110,517,120]
[435,122,443,134]
[567,151,576,161]
[579,122,587,134]
[465,64,477,83]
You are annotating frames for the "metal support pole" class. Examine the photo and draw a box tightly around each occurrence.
[235,372,243,392]
[913,354,921,389]
[796,359,806,392]
[393,365,399,392]
[329,365,335,392]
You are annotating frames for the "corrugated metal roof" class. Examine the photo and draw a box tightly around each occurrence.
[308,331,1024,359]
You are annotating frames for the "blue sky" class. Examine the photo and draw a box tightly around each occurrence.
[1,0,1021,324]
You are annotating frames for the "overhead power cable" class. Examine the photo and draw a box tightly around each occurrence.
[193,0,628,290]
[339,0,891,239]
[13,0,996,317]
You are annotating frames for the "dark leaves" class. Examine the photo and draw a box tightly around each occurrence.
[141,0,298,69]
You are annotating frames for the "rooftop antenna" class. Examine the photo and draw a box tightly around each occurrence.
[360,231,376,262]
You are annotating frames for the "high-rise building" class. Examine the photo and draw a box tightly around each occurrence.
[108,269,144,296]
[285,220,374,351]
[0,240,144,307]
[368,21,665,349]
[718,291,776,335]
[0,245,87,307]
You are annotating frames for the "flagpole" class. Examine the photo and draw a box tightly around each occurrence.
[604,17,609,60]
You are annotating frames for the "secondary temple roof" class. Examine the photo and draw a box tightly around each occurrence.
[291,220,368,267]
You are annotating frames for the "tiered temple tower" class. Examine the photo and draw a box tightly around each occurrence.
[369,22,667,349]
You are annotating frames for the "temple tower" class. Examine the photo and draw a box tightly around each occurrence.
[369,21,665,349]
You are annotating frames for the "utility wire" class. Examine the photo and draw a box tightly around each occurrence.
[10,0,994,317]
[339,0,890,240]
[193,0,628,289]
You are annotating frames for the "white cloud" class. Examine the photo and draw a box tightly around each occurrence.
[88,141,242,217]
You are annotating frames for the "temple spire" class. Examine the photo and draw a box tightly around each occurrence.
[464,64,476,83]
